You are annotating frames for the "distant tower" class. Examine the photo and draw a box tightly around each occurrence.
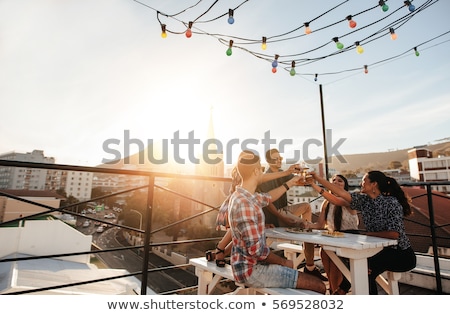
[193,107,225,227]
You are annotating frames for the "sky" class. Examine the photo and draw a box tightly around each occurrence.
[0,0,449,170]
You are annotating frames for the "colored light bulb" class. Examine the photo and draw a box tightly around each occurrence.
[272,60,278,68]
[347,16,357,29]
[364,65,368,74]
[226,40,233,56]
[390,28,397,40]
[186,22,193,38]
[314,74,318,82]
[379,0,389,12]
[262,37,267,50]
[333,37,344,50]
[228,9,234,24]
[404,1,415,12]
[161,24,167,38]
[272,67,277,74]
[290,61,296,76]
[304,22,311,34]
[355,41,364,54]
[414,47,420,56]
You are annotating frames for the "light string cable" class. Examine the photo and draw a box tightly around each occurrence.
[242,0,438,69]
[317,29,450,86]
[132,0,444,82]
[215,1,404,68]
[262,0,440,78]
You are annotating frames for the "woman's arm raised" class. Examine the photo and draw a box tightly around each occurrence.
[310,172,352,203]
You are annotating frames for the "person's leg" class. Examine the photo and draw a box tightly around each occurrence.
[320,249,335,292]
[215,229,232,266]
[289,204,327,280]
[296,271,327,294]
[368,247,416,295]
[290,203,312,222]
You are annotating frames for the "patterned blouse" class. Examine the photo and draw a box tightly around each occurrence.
[350,192,411,250]
[228,186,271,283]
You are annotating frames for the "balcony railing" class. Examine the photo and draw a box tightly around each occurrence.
[0,159,448,295]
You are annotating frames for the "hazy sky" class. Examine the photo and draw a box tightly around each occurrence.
[0,0,449,168]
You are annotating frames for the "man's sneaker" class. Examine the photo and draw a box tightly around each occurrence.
[304,266,328,281]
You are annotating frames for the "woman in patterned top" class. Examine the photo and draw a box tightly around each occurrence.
[310,170,416,295]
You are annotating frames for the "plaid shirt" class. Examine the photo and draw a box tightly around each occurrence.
[228,186,271,283]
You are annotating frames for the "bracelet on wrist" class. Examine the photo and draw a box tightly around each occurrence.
[319,188,325,195]
[283,183,290,191]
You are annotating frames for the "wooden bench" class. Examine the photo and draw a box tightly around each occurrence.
[189,257,321,295]
[277,242,401,295]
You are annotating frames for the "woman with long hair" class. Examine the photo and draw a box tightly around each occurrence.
[309,170,416,294]
[306,174,359,294]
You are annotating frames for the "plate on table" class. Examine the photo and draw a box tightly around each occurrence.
[321,231,345,238]
[285,227,315,234]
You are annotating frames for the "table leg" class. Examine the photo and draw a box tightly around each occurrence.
[348,258,369,295]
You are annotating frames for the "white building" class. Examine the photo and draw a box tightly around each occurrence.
[0,149,94,201]
[408,147,450,194]
[0,150,54,190]
[65,170,94,201]
[0,219,144,294]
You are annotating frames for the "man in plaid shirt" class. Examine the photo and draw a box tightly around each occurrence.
[228,151,326,294]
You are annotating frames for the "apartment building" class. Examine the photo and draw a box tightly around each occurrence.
[0,150,93,201]
[408,147,450,194]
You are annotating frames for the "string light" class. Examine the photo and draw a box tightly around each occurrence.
[379,0,389,12]
[186,21,193,38]
[272,54,279,73]
[262,37,267,50]
[144,1,444,82]
[226,40,233,56]
[390,27,397,40]
[161,24,167,38]
[404,1,415,12]
[364,65,368,74]
[347,15,357,29]
[290,61,296,76]
[304,22,312,34]
[228,9,234,24]
[333,37,344,50]
[355,41,364,54]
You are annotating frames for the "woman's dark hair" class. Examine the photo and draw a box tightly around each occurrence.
[324,174,349,231]
[367,171,412,216]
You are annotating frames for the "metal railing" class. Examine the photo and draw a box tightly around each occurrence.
[0,159,229,295]
[0,159,449,294]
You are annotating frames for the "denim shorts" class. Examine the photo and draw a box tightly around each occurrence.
[245,264,298,288]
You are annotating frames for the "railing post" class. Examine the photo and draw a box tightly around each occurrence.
[426,183,443,294]
[140,175,155,295]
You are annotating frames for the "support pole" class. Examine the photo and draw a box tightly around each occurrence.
[319,84,329,180]
[141,175,155,295]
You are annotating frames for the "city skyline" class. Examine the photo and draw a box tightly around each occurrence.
[0,0,449,167]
